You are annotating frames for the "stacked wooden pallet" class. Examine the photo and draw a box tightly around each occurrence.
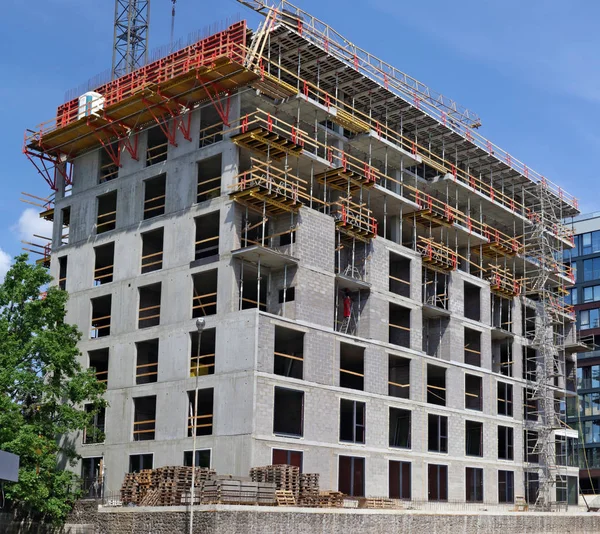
[362,497,394,509]
[120,466,216,506]
[250,464,300,500]
[317,491,345,508]
[201,476,276,505]
[298,473,320,507]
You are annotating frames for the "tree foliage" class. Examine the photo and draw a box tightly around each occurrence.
[0,255,106,524]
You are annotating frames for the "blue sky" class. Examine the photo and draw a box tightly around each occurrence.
[1,0,598,278]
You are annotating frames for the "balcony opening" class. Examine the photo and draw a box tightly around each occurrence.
[97,192,117,234]
[428,414,448,453]
[133,396,156,441]
[388,355,410,399]
[94,242,114,285]
[428,464,448,501]
[135,339,159,385]
[81,457,103,498]
[194,211,220,262]
[60,206,70,245]
[146,125,168,166]
[138,283,161,329]
[197,154,222,202]
[199,104,223,147]
[492,339,513,376]
[338,456,365,497]
[524,388,538,421]
[464,282,481,321]
[58,256,67,290]
[141,228,164,274]
[340,399,365,444]
[491,294,512,331]
[465,374,482,411]
[497,381,513,416]
[192,270,218,317]
[340,343,364,390]
[465,420,483,457]
[91,295,111,338]
[183,449,211,468]
[389,461,411,500]
[389,252,410,298]
[89,348,109,385]
[389,303,410,348]
[464,327,481,367]
[498,470,515,503]
[190,328,216,377]
[427,364,446,406]
[423,317,449,358]
[272,449,303,471]
[239,265,267,311]
[498,425,514,460]
[523,304,536,339]
[523,347,537,382]
[99,142,119,183]
[422,268,448,310]
[525,472,539,504]
[524,430,539,463]
[129,454,153,473]
[389,407,411,449]
[187,388,214,436]
[83,404,105,444]
[143,174,166,220]
[274,326,303,379]
[465,467,483,503]
[273,387,304,437]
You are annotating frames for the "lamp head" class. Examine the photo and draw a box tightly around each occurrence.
[195,318,206,333]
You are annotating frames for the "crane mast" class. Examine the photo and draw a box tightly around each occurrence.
[112,0,151,79]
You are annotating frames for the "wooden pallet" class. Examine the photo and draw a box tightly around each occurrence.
[276,490,296,506]
[363,497,394,509]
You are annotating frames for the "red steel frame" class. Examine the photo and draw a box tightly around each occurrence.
[24,21,248,191]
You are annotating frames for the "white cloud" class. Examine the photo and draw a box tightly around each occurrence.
[0,248,11,282]
[13,208,53,242]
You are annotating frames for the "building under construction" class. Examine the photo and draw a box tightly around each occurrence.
[23,0,584,508]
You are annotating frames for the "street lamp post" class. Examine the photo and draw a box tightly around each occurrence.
[189,317,205,534]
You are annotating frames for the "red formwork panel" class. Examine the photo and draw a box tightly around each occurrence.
[55,21,247,130]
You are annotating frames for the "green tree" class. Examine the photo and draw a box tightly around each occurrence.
[0,255,106,525]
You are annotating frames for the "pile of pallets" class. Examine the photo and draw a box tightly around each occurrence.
[298,473,320,507]
[201,475,276,505]
[250,464,300,500]
[361,497,394,509]
[120,466,216,506]
[316,491,345,508]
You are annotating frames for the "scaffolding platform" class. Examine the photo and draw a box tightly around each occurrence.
[405,207,454,229]
[252,71,298,99]
[417,238,457,272]
[332,199,377,242]
[331,108,370,134]
[231,126,304,160]
[314,166,375,194]
[231,159,306,215]
[488,266,521,298]
[231,245,298,269]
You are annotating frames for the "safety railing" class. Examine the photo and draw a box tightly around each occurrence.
[258,1,577,210]
[138,304,161,328]
[488,265,521,298]
[26,22,247,143]
[187,414,213,434]
[192,292,217,316]
[97,211,117,233]
[331,198,377,238]
[141,251,163,273]
[233,157,307,203]
[133,419,156,440]
[136,362,158,382]
[143,192,166,219]
[190,353,216,377]
[146,142,169,167]
[232,109,524,253]
[90,315,111,338]
[94,264,114,285]
[417,238,457,272]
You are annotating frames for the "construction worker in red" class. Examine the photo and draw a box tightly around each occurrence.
[343,289,352,318]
